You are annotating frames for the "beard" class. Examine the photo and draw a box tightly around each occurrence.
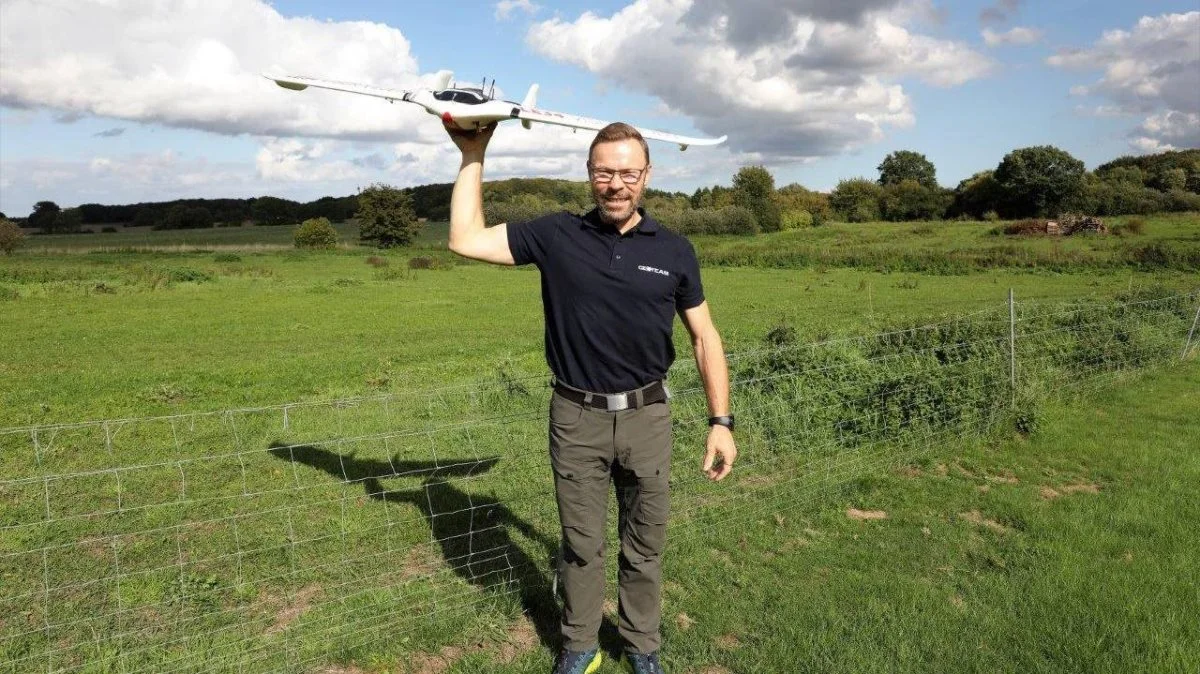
[593,188,640,226]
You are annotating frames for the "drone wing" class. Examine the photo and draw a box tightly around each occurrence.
[516,107,726,151]
[264,74,414,103]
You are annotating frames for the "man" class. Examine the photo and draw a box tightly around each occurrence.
[445,120,736,674]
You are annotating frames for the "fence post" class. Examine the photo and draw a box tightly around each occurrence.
[1009,289,1016,406]
[1184,298,1200,360]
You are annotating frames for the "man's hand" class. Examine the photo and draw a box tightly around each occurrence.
[444,120,497,157]
[702,425,737,481]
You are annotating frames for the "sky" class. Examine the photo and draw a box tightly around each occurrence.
[0,0,1197,217]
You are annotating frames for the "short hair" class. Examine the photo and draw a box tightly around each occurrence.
[588,122,650,166]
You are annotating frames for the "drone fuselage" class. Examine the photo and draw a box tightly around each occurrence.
[402,89,518,131]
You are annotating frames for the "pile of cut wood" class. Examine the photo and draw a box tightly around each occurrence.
[1045,215,1106,235]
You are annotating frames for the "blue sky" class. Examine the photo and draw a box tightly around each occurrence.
[1,0,1197,217]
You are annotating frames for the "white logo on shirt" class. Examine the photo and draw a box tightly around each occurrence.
[637,265,670,276]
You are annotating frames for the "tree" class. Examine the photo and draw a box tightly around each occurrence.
[877,150,937,189]
[250,196,300,226]
[56,208,84,233]
[776,183,831,220]
[1150,167,1187,192]
[829,178,883,222]
[994,145,1086,217]
[28,201,61,233]
[358,183,420,248]
[948,170,1003,219]
[879,180,950,221]
[157,206,214,230]
[0,217,25,254]
[732,165,781,232]
[131,208,158,228]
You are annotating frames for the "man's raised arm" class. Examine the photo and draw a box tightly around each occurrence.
[444,122,516,265]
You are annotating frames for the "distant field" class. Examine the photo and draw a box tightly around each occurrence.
[17,219,443,252]
[15,212,1200,274]
[1,247,1196,426]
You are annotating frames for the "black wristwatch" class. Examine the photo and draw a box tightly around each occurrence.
[708,415,735,432]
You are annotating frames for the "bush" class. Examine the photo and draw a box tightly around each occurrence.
[662,206,760,236]
[829,178,882,222]
[213,253,242,262]
[407,256,454,270]
[365,255,389,267]
[780,209,813,230]
[1112,218,1146,237]
[293,217,339,249]
[879,180,951,221]
[0,218,26,254]
[982,210,1000,222]
[484,196,564,225]
[101,226,118,233]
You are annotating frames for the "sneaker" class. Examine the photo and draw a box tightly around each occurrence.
[623,651,666,674]
[553,647,602,674]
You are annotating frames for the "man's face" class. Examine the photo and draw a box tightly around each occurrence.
[588,139,651,226]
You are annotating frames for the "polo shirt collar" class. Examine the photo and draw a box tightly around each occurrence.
[582,207,659,235]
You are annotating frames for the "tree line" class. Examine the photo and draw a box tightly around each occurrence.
[7,146,1198,247]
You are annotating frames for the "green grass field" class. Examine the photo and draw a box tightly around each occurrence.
[1,218,1198,673]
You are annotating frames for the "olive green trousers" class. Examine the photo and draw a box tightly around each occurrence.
[548,389,672,655]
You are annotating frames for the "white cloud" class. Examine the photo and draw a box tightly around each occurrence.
[495,0,541,21]
[0,0,440,141]
[525,0,991,160]
[0,0,613,212]
[1047,12,1199,153]
[981,26,1042,47]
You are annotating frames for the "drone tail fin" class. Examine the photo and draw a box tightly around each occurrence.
[522,84,539,110]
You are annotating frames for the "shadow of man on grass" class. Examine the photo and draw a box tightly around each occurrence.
[266,442,590,654]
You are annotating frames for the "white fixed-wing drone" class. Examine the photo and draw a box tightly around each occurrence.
[265,72,726,151]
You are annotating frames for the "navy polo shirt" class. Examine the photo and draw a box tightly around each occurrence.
[508,207,705,394]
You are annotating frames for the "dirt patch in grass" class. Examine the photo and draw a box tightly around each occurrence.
[402,614,539,673]
[319,666,368,674]
[400,544,443,579]
[896,465,924,478]
[687,667,734,674]
[958,510,1010,534]
[715,633,742,650]
[676,612,696,631]
[405,647,460,674]
[846,508,887,521]
[265,584,322,636]
[985,471,1020,484]
[1040,482,1101,499]
[495,616,539,664]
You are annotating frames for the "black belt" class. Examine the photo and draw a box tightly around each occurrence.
[553,380,668,412]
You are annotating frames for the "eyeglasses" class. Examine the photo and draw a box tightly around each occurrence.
[588,165,649,185]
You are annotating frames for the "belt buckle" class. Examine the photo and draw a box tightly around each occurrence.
[605,392,630,412]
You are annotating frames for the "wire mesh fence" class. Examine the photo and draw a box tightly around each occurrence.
[1,288,1196,672]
